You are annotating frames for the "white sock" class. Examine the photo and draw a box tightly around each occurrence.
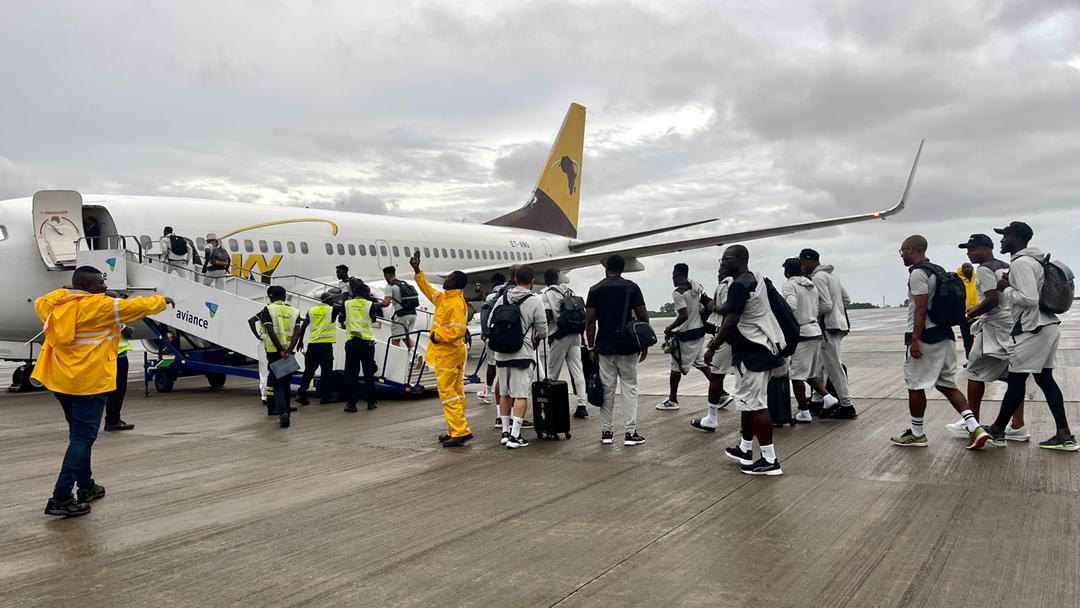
[500,415,512,433]
[739,438,753,453]
[961,410,980,432]
[761,444,777,463]
[511,416,524,438]
[911,417,925,437]
[486,384,493,394]
[701,403,719,427]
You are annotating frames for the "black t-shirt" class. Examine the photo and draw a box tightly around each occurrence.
[724,271,781,371]
[586,276,646,355]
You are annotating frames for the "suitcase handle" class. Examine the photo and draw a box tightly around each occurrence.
[535,331,550,382]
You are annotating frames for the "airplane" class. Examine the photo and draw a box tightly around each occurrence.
[0,102,922,386]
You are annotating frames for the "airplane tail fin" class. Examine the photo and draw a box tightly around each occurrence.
[486,103,585,238]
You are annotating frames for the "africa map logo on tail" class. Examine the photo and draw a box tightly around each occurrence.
[205,302,219,318]
[554,155,579,194]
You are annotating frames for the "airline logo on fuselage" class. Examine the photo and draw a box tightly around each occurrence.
[230,254,282,282]
[176,308,212,329]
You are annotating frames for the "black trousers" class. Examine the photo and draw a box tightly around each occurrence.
[298,343,334,400]
[266,352,293,415]
[959,319,974,358]
[344,338,378,406]
[105,356,129,426]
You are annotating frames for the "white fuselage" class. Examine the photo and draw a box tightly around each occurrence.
[0,195,572,345]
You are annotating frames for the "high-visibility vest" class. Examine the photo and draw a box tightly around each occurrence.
[118,333,132,356]
[345,298,374,340]
[263,301,300,353]
[308,304,336,343]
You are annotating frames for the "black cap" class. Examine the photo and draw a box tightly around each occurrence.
[994,221,1033,241]
[266,285,287,300]
[957,233,994,249]
[798,248,819,261]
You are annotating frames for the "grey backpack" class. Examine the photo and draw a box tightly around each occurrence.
[1037,254,1075,314]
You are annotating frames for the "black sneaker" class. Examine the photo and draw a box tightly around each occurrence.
[573,405,589,419]
[500,431,511,445]
[76,483,106,503]
[105,421,134,431]
[44,497,91,517]
[740,458,783,476]
[624,432,646,446]
[296,394,311,406]
[808,400,823,416]
[367,402,378,411]
[521,419,534,429]
[344,404,358,413]
[725,446,753,465]
[438,434,451,443]
[831,406,858,420]
[279,415,290,428]
[442,434,474,447]
[505,434,530,449]
[601,430,614,444]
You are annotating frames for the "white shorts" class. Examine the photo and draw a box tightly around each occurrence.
[496,364,534,399]
[710,342,734,375]
[733,363,769,412]
[904,339,959,391]
[1008,324,1060,374]
[788,338,822,381]
[393,314,417,336]
[671,337,706,374]
[966,333,1009,383]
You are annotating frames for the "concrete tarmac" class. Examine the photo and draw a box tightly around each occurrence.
[2,308,1079,607]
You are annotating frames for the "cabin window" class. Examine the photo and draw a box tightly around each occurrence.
[433,248,440,258]
[404,246,411,256]
[450,249,456,259]
[287,241,296,254]
[259,240,268,253]
[392,245,400,257]
[380,245,388,257]
[481,250,488,260]
[424,247,431,257]
[273,241,283,254]
[458,249,465,259]
[466,249,473,259]
[244,239,254,253]
[300,242,309,254]
[355,244,364,256]
[440,248,447,258]
[325,243,333,255]
[337,244,346,256]
[347,244,356,256]
[196,237,206,251]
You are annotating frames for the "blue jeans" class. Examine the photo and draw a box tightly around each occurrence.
[53,393,107,501]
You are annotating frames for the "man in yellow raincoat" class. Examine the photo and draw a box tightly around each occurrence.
[957,262,977,357]
[33,266,172,517]
[410,253,473,446]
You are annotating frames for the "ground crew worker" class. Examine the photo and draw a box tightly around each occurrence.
[104,325,136,431]
[248,286,303,428]
[34,265,171,517]
[342,280,383,412]
[297,290,341,405]
[410,252,472,447]
[957,262,977,357]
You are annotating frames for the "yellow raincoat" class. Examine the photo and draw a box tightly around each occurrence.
[32,289,168,395]
[956,266,978,310]
[414,272,470,438]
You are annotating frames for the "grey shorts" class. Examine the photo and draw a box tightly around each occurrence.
[733,363,769,412]
[394,314,417,336]
[966,333,1009,383]
[497,364,534,399]
[710,342,734,375]
[904,339,959,391]
[671,337,706,374]
[788,338,822,381]
[1008,324,1060,374]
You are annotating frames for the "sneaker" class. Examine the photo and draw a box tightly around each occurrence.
[279,415,290,428]
[690,418,717,432]
[795,410,813,424]
[44,497,91,518]
[500,431,511,445]
[105,420,134,431]
[624,432,646,446]
[441,434,474,447]
[822,394,839,410]
[494,417,502,429]
[505,434,530,449]
[344,404,358,413]
[984,426,1007,448]
[724,446,753,465]
[808,400,823,416]
[367,402,377,411]
[1004,424,1031,442]
[966,426,991,450]
[1038,435,1079,452]
[831,405,858,420]
[296,394,311,406]
[741,458,783,476]
[600,430,614,445]
[573,405,590,419]
[890,430,927,447]
[477,390,492,404]
[716,394,733,409]
[655,399,680,411]
[944,418,968,436]
[76,483,106,503]
[521,419,534,429]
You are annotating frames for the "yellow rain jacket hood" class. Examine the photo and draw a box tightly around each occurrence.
[414,273,467,368]
[32,289,168,395]
[956,265,978,310]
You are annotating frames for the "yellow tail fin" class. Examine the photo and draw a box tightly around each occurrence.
[486,103,585,238]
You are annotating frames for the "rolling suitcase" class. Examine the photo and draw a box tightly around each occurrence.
[767,373,795,428]
[532,340,571,440]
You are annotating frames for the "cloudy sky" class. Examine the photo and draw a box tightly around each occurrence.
[3,0,1078,308]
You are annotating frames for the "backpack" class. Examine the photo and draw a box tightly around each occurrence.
[911,261,967,328]
[763,277,800,358]
[392,280,420,316]
[210,246,230,267]
[487,292,533,353]
[168,234,188,256]
[479,285,509,339]
[551,287,587,335]
[699,292,714,331]
[1033,254,1075,314]
[614,286,657,355]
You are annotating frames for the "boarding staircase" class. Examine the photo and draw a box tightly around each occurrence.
[74,237,437,395]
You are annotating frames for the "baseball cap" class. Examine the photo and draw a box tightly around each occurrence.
[993,221,1033,241]
[266,285,287,300]
[957,233,994,249]
[798,248,820,261]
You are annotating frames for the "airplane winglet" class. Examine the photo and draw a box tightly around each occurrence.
[880,139,924,219]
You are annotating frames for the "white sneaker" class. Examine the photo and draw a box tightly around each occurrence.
[655,400,680,410]
[477,390,492,404]
[1004,424,1031,442]
[795,410,813,423]
[944,418,969,436]
[822,395,839,410]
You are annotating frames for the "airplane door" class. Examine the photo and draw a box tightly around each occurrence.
[540,238,554,259]
[375,239,391,269]
[32,190,84,270]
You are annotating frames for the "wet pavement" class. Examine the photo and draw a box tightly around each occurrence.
[2,308,1079,607]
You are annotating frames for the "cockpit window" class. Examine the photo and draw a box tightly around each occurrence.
[0,225,7,241]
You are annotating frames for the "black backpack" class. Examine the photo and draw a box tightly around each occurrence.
[392,280,420,316]
[911,261,966,328]
[479,285,509,339]
[168,234,188,256]
[487,292,533,353]
[551,287,587,335]
[763,277,800,358]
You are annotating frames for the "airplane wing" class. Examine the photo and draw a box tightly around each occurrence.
[437,140,923,281]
